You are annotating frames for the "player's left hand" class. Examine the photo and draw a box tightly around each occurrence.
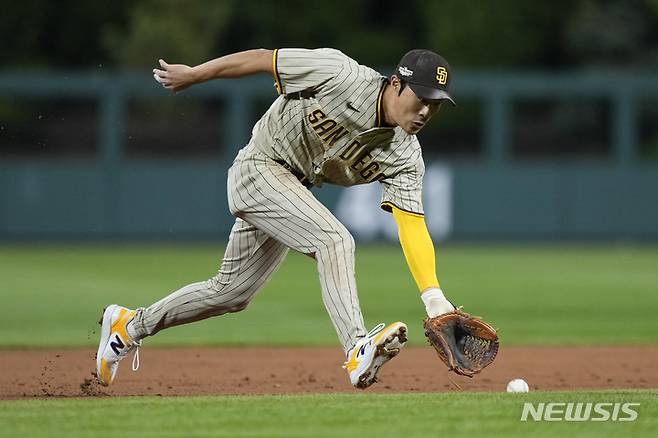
[153,59,196,93]
[424,308,499,377]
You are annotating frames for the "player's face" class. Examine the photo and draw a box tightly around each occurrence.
[395,85,442,135]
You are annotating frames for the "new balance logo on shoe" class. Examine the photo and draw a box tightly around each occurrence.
[110,334,125,355]
[97,305,141,386]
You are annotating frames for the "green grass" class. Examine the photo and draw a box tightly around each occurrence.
[0,391,655,438]
[0,244,657,347]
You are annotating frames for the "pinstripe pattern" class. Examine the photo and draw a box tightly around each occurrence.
[130,217,289,337]
[254,48,425,215]
[131,145,367,351]
[128,48,426,354]
[228,146,367,349]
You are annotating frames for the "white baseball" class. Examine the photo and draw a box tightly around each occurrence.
[506,378,529,393]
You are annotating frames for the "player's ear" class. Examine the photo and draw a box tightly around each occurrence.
[390,75,407,97]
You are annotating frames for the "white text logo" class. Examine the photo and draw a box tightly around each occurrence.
[398,66,413,77]
[521,402,640,422]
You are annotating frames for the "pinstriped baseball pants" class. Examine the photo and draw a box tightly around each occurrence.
[129,145,367,353]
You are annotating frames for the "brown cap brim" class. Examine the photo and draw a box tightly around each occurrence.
[408,83,456,106]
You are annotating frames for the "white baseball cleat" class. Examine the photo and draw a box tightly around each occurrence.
[343,322,407,389]
[96,304,141,386]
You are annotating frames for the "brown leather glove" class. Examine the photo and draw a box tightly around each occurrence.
[424,308,499,377]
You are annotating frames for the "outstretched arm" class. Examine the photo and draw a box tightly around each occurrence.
[391,206,455,317]
[153,48,274,93]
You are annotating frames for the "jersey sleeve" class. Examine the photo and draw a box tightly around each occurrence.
[380,154,425,216]
[273,48,347,95]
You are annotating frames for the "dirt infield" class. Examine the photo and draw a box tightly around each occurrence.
[1,346,656,399]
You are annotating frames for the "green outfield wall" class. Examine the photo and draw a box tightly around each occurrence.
[1,72,657,240]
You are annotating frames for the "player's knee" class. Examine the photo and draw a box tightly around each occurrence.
[207,278,250,306]
[225,297,251,313]
[320,227,355,255]
[228,203,241,217]
[227,193,244,217]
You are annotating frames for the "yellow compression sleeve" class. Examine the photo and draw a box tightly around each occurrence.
[392,206,440,292]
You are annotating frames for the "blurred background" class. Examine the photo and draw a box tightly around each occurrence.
[1,0,658,242]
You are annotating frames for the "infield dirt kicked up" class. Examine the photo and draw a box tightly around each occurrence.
[1,346,656,398]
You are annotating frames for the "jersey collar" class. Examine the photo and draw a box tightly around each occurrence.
[375,79,395,129]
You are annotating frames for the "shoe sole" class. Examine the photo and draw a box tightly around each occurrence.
[96,304,118,385]
[356,325,407,389]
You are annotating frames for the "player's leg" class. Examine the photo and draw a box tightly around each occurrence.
[229,151,407,389]
[96,218,288,385]
[228,151,369,354]
[128,218,289,339]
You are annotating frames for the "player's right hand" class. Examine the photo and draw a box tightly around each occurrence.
[153,59,196,93]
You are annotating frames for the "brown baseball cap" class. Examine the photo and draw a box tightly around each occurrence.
[396,49,456,106]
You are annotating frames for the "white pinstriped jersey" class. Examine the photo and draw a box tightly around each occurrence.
[248,48,425,215]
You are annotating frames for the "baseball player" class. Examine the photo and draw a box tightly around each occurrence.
[97,48,457,389]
